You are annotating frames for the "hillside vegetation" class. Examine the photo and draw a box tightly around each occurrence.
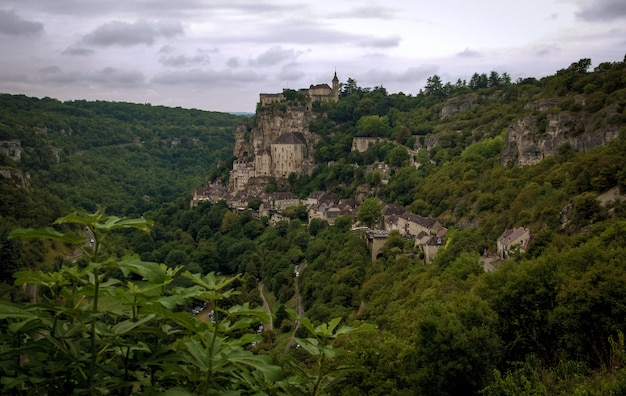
[1,57,626,395]
[0,95,241,226]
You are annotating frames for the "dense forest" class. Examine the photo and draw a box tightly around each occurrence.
[1,56,626,395]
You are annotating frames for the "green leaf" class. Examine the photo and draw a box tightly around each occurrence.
[9,227,84,244]
[183,271,241,293]
[117,257,168,283]
[294,337,321,356]
[333,322,376,337]
[53,210,105,226]
[315,317,342,337]
[227,303,270,324]
[110,314,156,336]
[288,309,316,336]
[96,216,154,233]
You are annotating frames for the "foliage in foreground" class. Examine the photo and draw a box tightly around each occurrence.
[0,212,372,395]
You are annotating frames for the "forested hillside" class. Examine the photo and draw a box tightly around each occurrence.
[0,95,241,227]
[1,57,626,395]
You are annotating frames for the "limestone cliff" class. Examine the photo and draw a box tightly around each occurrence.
[440,94,478,118]
[234,104,319,159]
[501,104,621,167]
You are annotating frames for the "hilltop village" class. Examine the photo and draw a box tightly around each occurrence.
[190,74,531,263]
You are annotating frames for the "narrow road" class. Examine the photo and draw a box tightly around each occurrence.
[285,261,307,351]
[257,281,273,331]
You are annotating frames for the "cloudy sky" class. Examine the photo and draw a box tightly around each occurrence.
[0,0,624,112]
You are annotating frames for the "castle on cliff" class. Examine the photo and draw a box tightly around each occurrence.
[229,72,340,190]
[259,72,339,107]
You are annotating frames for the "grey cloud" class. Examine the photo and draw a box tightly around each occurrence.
[62,45,95,56]
[280,63,305,81]
[251,46,300,67]
[0,9,44,36]
[152,69,266,85]
[90,67,145,85]
[159,45,175,54]
[81,20,184,47]
[35,66,145,86]
[534,44,561,57]
[37,66,80,84]
[160,53,210,67]
[356,35,401,48]
[359,65,439,84]
[396,65,439,82]
[1,1,302,20]
[577,0,626,21]
[330,6,397,20]
[236,20,399,49]
[457,48,482,58]
[227,57,240,68]
[40,66,62,74]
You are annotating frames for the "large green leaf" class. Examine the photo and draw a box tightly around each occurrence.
[9,227,84,244]
[183,271,241,294]
[96,215,154,233]
[117,257,170,284]
[109,314,156,336]
[53,210,106,226]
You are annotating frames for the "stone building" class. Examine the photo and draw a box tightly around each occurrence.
[259,72,339,106]
[230,72,339,190]
[271,132,307,178]
[352,137,383,153]
[497,227,531,258]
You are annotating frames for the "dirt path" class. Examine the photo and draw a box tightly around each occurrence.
[257,281,273,331]
[196,300,214,322]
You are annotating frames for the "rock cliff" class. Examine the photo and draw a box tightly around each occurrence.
[440,94,478,118]
[233,104,320,162]
[500,105,621,167]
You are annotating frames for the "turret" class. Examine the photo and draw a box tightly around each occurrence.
[332,71,339,101]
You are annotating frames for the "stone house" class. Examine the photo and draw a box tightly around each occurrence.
[304,190,325,206]
[231,159,255,190]
[190,181,229,207]
[423,235,445,263]
[497,227,531,259]
[271,191,300,210]
[392,211,442,238]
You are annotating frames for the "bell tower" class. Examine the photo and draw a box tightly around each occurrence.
[332,71,339,102]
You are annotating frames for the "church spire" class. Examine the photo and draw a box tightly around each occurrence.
[332,70,339,101]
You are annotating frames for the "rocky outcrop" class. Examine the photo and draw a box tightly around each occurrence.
[0,167,30,187]
[501,111,621,167]
[233,104,320,164]
[440,94,478,118]
[0,140,22,161]
[248,106,319,158]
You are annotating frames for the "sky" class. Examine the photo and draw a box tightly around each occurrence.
[0,0,625,113]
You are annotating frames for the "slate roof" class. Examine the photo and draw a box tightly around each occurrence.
[272,191,298,200]
[310,84,332,90]
[383,204,406,216]
[498,227,530,248]
[274,132,306,145]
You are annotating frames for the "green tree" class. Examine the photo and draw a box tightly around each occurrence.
[386,145,410,167]
[357,198,382,228]
[356,115,391,137]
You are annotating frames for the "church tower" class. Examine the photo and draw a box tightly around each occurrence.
[332,71,339,101]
